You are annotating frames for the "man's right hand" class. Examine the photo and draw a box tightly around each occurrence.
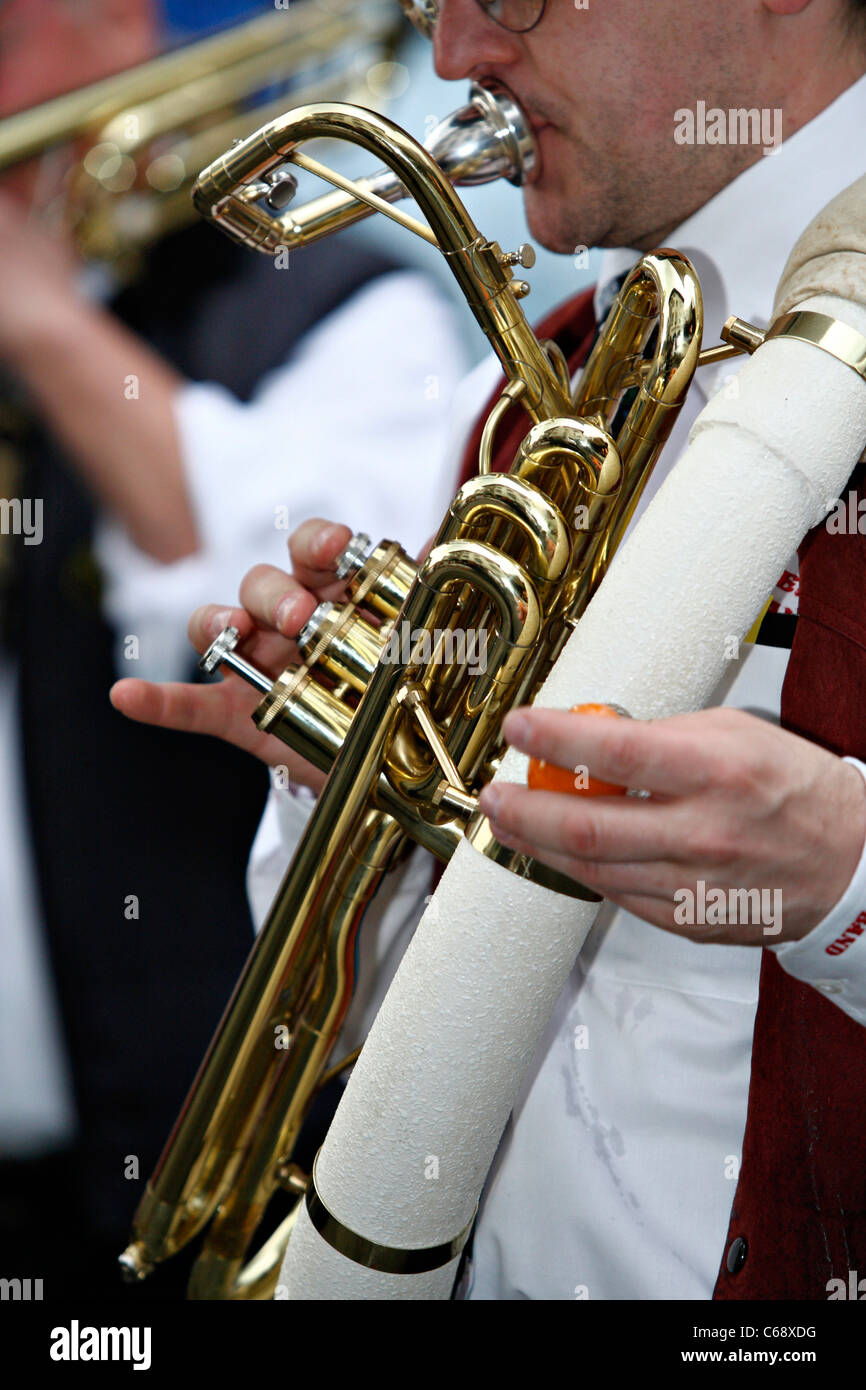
[110,520,355,791]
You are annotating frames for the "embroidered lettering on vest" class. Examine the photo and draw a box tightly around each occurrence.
[825,910,866,956]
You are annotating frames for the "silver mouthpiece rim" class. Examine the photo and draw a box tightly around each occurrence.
[468,79,538,187]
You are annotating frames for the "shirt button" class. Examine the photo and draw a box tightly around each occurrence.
[726,1236,748,1275]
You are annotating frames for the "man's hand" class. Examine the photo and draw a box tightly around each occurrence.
[110,520,355,791]
[478,706,866,946]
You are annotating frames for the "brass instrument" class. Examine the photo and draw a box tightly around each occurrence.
[0,0,399,267]
[119,85,743,1300]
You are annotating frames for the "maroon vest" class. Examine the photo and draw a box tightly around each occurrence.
[459,287,866,1300]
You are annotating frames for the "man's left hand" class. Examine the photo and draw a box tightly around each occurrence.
[478,706,866,945]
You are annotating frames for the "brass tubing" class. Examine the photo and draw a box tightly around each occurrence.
[0,3,388,169]
[187,810,404,1300]
[122,540,531,1282]
[193,103,573,422]
[125,88,707,1294]
[386,539,542,803]
[249,661,464,861]
[444,474,572,585]
[274,78,537,254]
[575,252,703,566]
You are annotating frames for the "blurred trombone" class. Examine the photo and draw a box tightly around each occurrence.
[0,0,402,271]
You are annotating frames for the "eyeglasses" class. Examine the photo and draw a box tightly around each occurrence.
[401,0,548,37]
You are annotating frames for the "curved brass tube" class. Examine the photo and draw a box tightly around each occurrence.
[575,252,704,563]
[193,101,570,423]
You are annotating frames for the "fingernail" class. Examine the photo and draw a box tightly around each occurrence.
[312,524,345,563]
[212,608,234,635]
[275,595,298,634]
[480,785,501,819]
[502,712,531,749]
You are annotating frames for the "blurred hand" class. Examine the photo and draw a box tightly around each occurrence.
[111,520,356,792]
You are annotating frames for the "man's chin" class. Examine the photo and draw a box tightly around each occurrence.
[522,189,586,258]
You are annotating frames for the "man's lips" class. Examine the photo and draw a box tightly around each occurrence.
[527,113,554,137]
[524,115,554,183]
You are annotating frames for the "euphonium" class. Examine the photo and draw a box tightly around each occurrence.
[119,84,755,1300]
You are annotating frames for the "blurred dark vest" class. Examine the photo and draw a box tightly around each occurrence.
[12,223,398,1260]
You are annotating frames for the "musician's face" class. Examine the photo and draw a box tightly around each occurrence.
[432,0,859,253]
[0,0,157,112]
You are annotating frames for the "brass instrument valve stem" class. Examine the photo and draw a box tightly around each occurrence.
[497,242,536,270]
[200,625,271,693]
[264,168,298,211]
[297,603,334,651]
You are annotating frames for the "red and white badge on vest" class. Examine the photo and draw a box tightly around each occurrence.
[826,910,866,957]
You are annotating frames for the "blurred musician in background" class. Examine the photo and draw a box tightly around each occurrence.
[0,0,466,1297]
[116,0,866,1301]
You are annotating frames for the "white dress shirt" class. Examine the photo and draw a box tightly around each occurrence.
[467,71,866,1300]
[95,270,468,681]
[246,72,866,1300]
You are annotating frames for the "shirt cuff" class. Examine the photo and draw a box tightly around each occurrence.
[770,757,866,1025]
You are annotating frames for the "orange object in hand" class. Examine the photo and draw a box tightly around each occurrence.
[528,702,629,797]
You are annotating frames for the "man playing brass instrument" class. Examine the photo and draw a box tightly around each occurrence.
[115,0,866,1299]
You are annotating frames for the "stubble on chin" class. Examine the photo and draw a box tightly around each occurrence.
[523,188,596,258]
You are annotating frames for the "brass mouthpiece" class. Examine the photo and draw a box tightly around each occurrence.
[278,80,537,248]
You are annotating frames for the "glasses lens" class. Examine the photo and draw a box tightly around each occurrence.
[480,0,546,32]
[400,0,546,38]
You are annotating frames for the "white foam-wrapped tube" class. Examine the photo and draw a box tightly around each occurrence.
[280,292,866,1300]
[773,174,866,318]
[538,295,866,720]
[280,844,599,1299]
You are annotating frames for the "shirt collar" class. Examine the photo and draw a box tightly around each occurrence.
[594,73,866,399]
